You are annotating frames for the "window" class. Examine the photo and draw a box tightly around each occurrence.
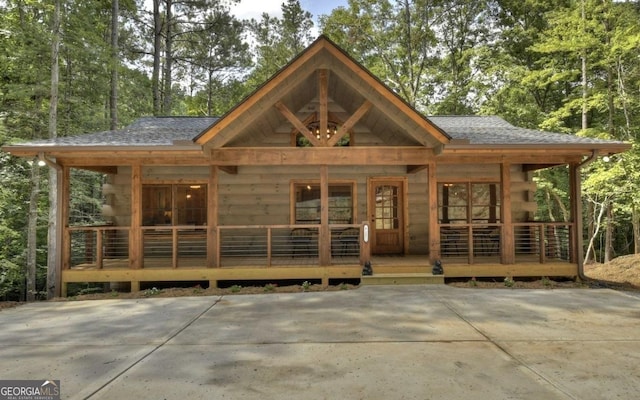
[375,185,399,229]
[142,184,207,226]
[438,183,500,224]
[293,183,354,224]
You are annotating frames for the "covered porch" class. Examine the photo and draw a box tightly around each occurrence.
[61,216,577,295]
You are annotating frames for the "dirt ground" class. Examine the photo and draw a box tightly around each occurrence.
[1,255,639,309]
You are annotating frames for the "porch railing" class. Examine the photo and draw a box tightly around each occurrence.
[216,224,362,267]
[513,222,574,263]
[67,223,363,269]
[68,221,573,270]
[440,224,502,264]
[142,226,208,268]
[440,222,575,264]
[67,226,130,269]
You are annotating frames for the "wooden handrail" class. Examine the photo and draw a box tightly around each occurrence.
[66,223,370,270]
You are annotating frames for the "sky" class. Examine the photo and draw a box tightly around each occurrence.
[230,0,349,24]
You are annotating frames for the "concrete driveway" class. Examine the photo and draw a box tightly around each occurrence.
[1,286,638,400]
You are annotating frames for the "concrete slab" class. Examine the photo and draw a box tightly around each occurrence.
[91,342,569,400]
[0,297,220,398]
[175,287,483,345]
[439,289,640,341]
[0,286,638,400]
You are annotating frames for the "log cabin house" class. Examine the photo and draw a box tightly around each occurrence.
[2,36,630,296]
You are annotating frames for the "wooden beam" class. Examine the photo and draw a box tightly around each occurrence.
[319,165,330,265]
[319,69,329,146]
[207,166,218,268]
[209,147,435,166]
[61,266,363,286]
[428,161,440,263]
[437,155,583,165]
[130,164,142,269]
[443,262,578,278]
[501,162,515,264]
[522,164,561,172]
[407,165,427,174]
[328,100,372,147]
[274,101,322,147]
[570,163,582,267]
[79,166,118,174]
[218,166,238,175]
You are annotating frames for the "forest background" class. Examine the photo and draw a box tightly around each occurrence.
[1,0,639,300]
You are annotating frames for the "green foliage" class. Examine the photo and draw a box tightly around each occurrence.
[1,0,640,299]
[143,287,161,297]
[322,0,495,114]
[245,0,315,90]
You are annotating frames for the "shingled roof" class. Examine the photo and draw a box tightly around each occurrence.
[429,116,623,146]
[15,117,219,147]
[5,115,625,149]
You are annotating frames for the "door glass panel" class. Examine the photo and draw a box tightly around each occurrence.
[375,185,399,229]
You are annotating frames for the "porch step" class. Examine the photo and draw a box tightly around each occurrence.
[361,273,445,286]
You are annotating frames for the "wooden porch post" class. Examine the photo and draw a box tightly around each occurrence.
[207,166,219,271]
[60,166,70,297]
[428,161,440,263]
[501,162,515,264]
[130,164,142,271]
[570,163,582,267]
[319,165,330,267]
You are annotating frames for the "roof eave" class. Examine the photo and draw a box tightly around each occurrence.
[2,144,203,158]
[443,142,631,154]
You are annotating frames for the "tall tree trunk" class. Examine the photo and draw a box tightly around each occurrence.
[110,0,119,130]
[633,203,640,254]
[207,70,213,116]
[584,197,608,265]
[162,0,173,115]
[47,0,61,300]
[585,200,598,264]
[604,201,613,263]
[26,160,40,302]
[617,58,631,139]
[152,0,162,115]
[581,0,588,131]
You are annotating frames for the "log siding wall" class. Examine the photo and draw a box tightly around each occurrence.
[100,163,536,256]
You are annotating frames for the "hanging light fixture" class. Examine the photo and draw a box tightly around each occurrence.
[306,121,339,140]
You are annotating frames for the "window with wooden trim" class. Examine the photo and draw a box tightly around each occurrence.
[142,184,207,226]
[292,182,355,224]
[438,182,500,224]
